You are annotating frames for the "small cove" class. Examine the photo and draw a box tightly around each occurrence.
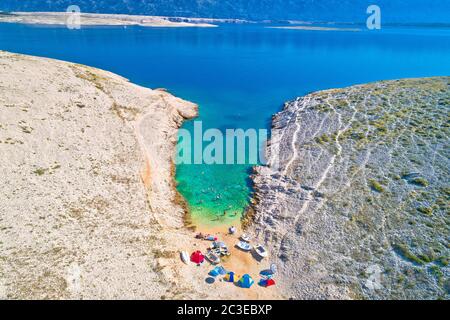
[1,23,449,227]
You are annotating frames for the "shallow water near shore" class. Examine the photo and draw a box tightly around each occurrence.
[1,23,449,228]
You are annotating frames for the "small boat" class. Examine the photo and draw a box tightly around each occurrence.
[236,241,252,252]
[270,263,278,275]
[254,244,268,259]
[212,241,227,249]
[220,247,231,257]
[180,251,189,264]
[206,250,221,265]
[240,234,251,242]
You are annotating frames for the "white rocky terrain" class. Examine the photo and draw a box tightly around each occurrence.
[2,50,446,301]
[0,51,281,300]
[251,78,449,300]
[0,50,201,299]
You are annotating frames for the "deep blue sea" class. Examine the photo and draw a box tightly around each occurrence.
[1,23,449,226]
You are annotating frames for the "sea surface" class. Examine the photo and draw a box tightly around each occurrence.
[1,23,449,227]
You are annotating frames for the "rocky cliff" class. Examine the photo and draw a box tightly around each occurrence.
[0,51,200,299]
[251,77,449,299]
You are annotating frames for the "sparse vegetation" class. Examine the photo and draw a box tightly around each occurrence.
[315,133,331,144]
[33,168,47,176]
[152,249,175,259]
[369,179,385,193]
[417,206,433,216]
[411,177,429,187]
[393,243,425,265]
[437,256,449,267]
[19,125,33,134]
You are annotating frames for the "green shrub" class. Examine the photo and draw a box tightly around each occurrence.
[437,256,449,267]
[417,207,433,216]
[369,179,385,193]
[393,243,424,265]
[411,177,429,187]
[33,168,47,176]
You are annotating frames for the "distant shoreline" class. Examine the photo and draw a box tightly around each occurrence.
[2,12,449,31]
[267,25,361,32]
[0,11,218,27]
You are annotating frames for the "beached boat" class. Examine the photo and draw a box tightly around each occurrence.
[209,244,230,257]
[180,251,189,264]
[254,244,268,259]
[240,234,251,242]
[212,241,227,249]
[236,241,252,251]
[220,247,231,256]
[270,263,278,274]
[206,250,221,265]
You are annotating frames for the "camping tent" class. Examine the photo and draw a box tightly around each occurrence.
[190,251,205,264]
[223,272,236,283]
[259,278,276,288]
[209,266,227,277]
[238,274,254,288]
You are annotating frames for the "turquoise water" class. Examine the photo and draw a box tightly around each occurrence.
[1,24,449,226]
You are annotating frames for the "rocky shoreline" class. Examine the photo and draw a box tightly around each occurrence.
[0,50,204,299]
[1,50,448,300]
[250,77,450,299]
[0,51,283,300]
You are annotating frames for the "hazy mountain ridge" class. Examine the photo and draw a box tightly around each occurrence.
[1,0,449,23]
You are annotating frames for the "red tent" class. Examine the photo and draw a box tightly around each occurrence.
[190,251,205,264]
[261,279,276,287]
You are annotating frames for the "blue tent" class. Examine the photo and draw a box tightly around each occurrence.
[209,266,227,277]
[238,274,254,289]
[224,272,236,283]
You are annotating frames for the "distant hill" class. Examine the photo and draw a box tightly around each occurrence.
[0,0,449,24]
